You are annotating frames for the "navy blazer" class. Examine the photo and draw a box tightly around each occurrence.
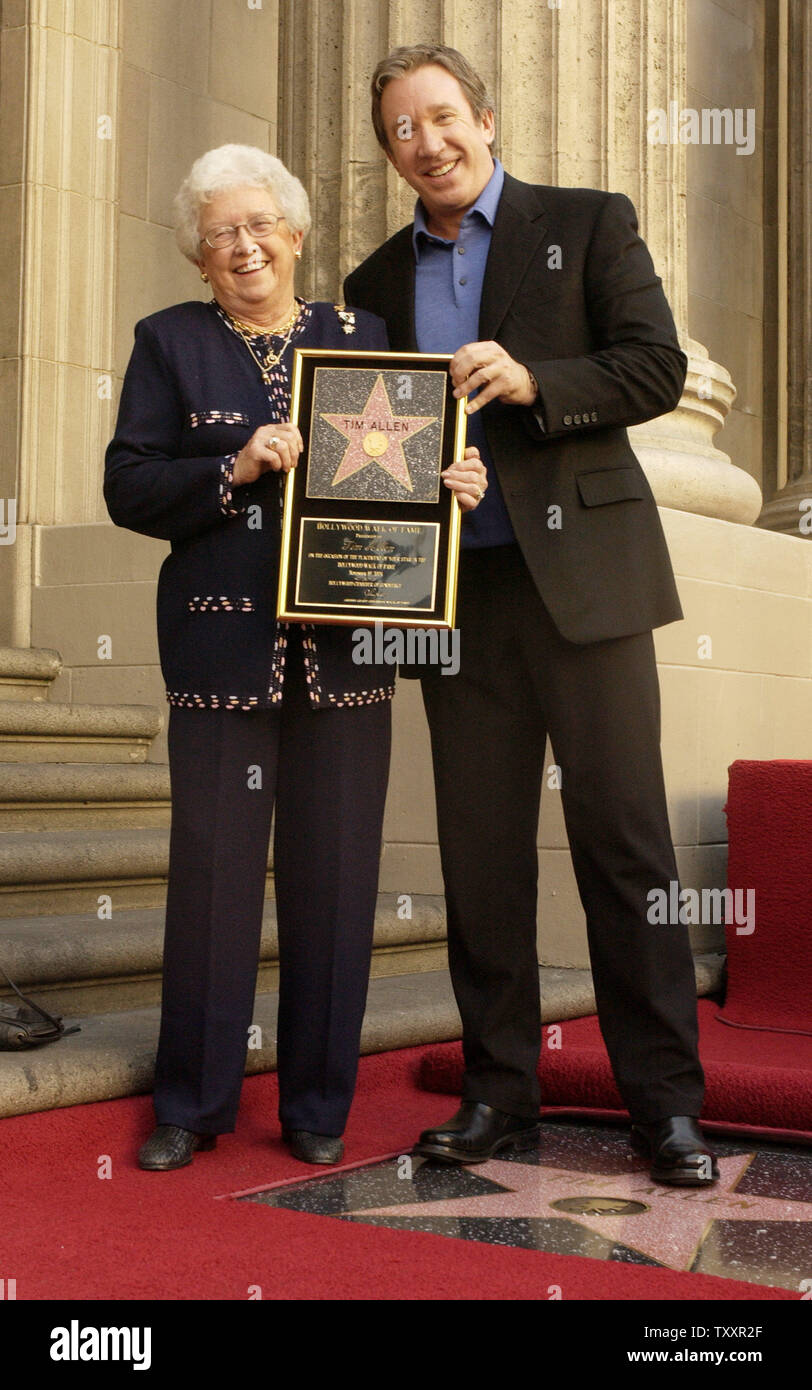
[345,176,686,645]
[105,300,395,710]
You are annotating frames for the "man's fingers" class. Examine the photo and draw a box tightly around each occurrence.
[462,377,504,414]
[450,340,499,383]
[452,358,511,412]
[452,365,493,399]
[450,342,531,411]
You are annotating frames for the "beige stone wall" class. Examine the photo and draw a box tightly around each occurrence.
[115,0,279,378]
[22,0,280,742]
[0,0,26,521]
[3,0,810,972]
[0,0,121,648]
[686,0,767,487]
[382,512,812,966]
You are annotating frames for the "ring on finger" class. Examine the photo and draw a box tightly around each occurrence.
[267,435,280,449]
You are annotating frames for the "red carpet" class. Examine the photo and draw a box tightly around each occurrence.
[421,759,812,1140]
[721,759,812,1035]
[0,1046,794,1301]
[419,998,812,1141]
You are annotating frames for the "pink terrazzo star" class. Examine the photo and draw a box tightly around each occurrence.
[352,1154,811,1270]
[321,374,436,491]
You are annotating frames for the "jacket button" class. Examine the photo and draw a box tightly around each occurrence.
[574,413,582,424]
[563,414,573,425]
[591,410,598,422]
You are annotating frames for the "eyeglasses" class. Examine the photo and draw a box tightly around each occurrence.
[201,215,287,249]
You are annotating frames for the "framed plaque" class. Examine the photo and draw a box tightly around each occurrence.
[277,349,467,628]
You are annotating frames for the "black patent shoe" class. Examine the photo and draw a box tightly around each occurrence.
[283,1129,345,1165]
[138,1124,217,1171]
[415,1101,540,1164]
[631,1115,719,1186]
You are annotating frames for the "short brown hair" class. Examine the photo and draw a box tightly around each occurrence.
[370,44,493,153]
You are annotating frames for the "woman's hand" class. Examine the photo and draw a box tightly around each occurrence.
[232,421,303,486]
[442,446,488,513]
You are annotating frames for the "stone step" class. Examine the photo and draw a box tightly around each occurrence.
[0,895,449,1015]
[0,969,462,1118]
[0,700,162,763]
[0,646,62,702]
[0,762,171,830]
[0,826,210,916]
[0,955,724,1119]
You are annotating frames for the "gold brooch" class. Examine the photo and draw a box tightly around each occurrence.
[335,306,356,335]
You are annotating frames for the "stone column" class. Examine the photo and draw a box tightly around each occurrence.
[495,0,761,525]
[758,0,812,539]
[0,0,121,646]
[277,0,760,524]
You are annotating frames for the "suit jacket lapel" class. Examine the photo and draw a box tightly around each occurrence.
[382,228,418,351]
[479,173,549,341]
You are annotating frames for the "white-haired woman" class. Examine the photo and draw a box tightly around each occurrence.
[105,145,486,1170]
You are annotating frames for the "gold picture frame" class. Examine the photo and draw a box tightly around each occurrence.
[277,348,467,628]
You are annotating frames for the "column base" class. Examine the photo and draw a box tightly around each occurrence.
[630,339,762,526]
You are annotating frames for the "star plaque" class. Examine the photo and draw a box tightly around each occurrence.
[277,349,467,628]
[311,371,442,501]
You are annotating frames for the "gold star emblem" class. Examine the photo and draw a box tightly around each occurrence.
[320,374,436,492]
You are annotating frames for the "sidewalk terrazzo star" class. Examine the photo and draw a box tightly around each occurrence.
[321,374,436,490]
[350,1153,811,1271]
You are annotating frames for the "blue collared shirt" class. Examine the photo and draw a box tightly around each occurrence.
[413,158,516,548]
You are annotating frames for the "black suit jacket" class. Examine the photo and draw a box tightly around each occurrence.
[344,173,686,644]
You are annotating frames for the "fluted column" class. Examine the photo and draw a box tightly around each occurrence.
[498,0,760,524]
[758,0,812,539]
[19,0,120,527]
[0,0,121,646]
[278,0,761,523]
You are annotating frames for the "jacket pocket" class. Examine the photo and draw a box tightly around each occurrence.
[576,466,647,507]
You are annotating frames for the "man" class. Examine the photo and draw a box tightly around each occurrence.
[345,44,717,1185]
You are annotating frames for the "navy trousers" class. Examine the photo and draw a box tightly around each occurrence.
[421,544,705,1124]
[153,634,391,1136]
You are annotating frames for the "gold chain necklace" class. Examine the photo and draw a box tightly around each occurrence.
[230,301,300,336]
[225,302,302,381]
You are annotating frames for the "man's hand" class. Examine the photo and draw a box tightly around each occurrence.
[442,446,488,513]
[232,421,303,486]
[450,341,537,415]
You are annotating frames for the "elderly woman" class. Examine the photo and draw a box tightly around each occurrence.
[105,145,486,1170]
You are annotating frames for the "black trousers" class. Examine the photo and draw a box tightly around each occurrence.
[421,544,704,1124]
[153,634,391,1136]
